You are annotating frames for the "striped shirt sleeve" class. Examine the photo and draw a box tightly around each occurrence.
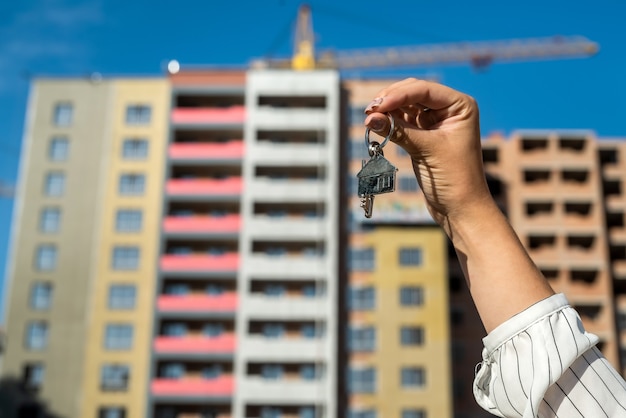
[472,293,626,418]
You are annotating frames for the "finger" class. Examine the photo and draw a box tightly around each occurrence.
[364,111,425,155]
[368,78,469,114]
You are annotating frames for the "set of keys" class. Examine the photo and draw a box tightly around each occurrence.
[356,114,398,218]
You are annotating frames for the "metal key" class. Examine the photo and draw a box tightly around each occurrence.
[356,116,398,218]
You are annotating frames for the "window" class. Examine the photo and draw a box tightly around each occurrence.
[300,364,316,380]
[53,102,73,126]
[401,409,426,418]
[108,285,136,310]
[400,286,424,307]
[399,248,422,266]
[349,410,376,418]
[23,363,45,390]
[202,364,222,379]
[401,367,426,388]
[349,286,375,310]
[264,284,285,297]
[122,139,148,159]
[349,248,375,271]
[49,137,69,161]
[349,367,376,393]
[112,246,139,270]
[263,323,285,338]
[115,210,142,232]
[206,283,224,295]
[101,364,130,391]
[25,321,48,350]
[163,322,187,337]
[30,282,53,310]
[104,324,133,350]
[165,283,189,295]
[399,176,419,192]
[35,244,57,271]
[301,323,319,339]
[44,172,65,196]
[119,174,145,195]
[203,323,224,337]
[261,407,281,418]
[300,406,316,418]
[162,363,185,379]
[261,364,283,380]
[401,326,425,346]
[349,326,375,351]
[98,407,126,418]
[125,105,151,124]
[40,207,61,233]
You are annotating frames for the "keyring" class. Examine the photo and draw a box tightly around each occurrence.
[364,113,394,149]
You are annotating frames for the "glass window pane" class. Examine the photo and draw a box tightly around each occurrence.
[25,321,48,350]
[35,245,57,271]
[118,174,145,195]
[399,248,422,266]
[23,363,45,389]
[349,248,375,271]
[401,367,426,388]
[400,286,424,306]
[115,210,142,232]
[400,326,424,346]
[53,103,73,126]
[44,172,65,196]
[104,324,133,350]
[101,364,130,391]
[112,246,139,270]
[40,208,61,233]
[49,137,69,161]
[125,105,151,124]
[108,285,136,310]
[122,139,148,159]
[30,282,53,310]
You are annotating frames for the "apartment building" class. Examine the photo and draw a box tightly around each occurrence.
[3,69,625,418]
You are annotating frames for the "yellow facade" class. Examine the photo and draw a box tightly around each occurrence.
[351,226,452,418]
[79,79,170,417]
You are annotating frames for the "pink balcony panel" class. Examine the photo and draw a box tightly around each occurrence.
[168,141,244,160]
[171,106,245,124]
[163,215,240,234]
[158,293,238,312]
[160,253,239,272]
[166,178,242,196]
[154,334,236,354]
[152,376,234,397]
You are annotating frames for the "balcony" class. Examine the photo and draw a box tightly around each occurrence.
[160,253,239,274]
[247,217,325,240]
[154,334,236,355]
[166,177,242,198]
[157,293,238,313]
[240,337,326,361]
[245,295,326,318]
[171,106,245,126]
[169,141,244,162]
[239,377,327,403]
[248,179,327,201]
[151,376,234,398]
[246,254,326,277]
[163,215,240,235]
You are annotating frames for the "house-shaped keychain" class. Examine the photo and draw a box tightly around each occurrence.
[357,154,398,197]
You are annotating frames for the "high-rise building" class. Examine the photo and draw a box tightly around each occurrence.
[2,69,625,418]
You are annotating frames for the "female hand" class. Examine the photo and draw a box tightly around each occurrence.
[364,78,493,228]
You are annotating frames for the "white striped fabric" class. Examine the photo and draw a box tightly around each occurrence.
[473,293,626,417]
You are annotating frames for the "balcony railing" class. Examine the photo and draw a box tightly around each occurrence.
[154,334,236,354]
[160,253,239,272]
[171,106,245,125]
[151,376,234,397]
[158,293,238,312]
[168,141,244,161]
[166,177,242,197]
[163,215,241,234]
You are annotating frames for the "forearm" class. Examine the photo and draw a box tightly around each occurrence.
[445,198,555,333]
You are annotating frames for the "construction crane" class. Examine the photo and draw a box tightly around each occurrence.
[253,4,599,71]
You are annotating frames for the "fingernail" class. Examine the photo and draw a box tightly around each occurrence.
[364,97,383,113]
[369,118,385,131]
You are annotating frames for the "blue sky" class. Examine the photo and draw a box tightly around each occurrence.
[0,0,625,319]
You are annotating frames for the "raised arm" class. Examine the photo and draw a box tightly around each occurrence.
[363,78,554,332]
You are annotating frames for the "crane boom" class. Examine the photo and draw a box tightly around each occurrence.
[252,5,599,71]
[326,36,598,70]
